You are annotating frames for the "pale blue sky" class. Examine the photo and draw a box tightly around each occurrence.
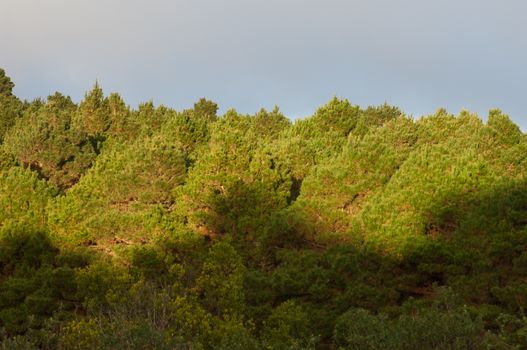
[1,0,526,129]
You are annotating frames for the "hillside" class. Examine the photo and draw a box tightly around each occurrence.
[1,68,527,349]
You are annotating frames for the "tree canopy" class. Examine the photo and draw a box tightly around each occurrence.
[1,68,527,349]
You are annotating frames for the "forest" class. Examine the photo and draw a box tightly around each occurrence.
[1,67,527,349]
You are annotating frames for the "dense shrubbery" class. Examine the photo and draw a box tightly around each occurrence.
[2,69,527,348]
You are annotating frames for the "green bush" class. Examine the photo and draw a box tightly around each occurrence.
[0,167,56,229]
[334,307,483,350]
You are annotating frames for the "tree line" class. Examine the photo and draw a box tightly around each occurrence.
[1,68,527,349]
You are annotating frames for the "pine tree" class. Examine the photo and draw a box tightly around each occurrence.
[0,69,23,142]
[193,97,218,121]
[3,93,97,189]
[74,81,111,137]
[0,68,15,96]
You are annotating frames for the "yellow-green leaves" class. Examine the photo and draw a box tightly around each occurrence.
[0,167,55,230]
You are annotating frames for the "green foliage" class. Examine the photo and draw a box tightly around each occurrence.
[105,93,135,140]
[172,109,294,262]
[195,241,246,316]
[334,307,484,349]
[73,82,111,138]
[0,167,55,229]
[0,149,16,171]
[0,94,24,143]
[3,70,527,348]
[48,134,186,248]
[309,97,361,137]
[75,262,131,312]
[0,226,76,336]
[193,97,218,122]
[261,300,317,349]
[0,69,14,97]
[133,101,172,137]
[158,108,213,164]
[2,93,97,189]
[296,116,417,241]
[487,109,522,145]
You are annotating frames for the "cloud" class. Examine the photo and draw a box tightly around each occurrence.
[1,0,526,129]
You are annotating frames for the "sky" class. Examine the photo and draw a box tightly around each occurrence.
[1,0,526,129]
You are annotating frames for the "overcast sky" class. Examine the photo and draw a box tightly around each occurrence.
[1,0,526,129]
